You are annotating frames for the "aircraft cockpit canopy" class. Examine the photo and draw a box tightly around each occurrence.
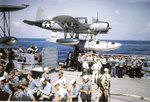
[75,17,88,24]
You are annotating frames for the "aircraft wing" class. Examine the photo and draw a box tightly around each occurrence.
[0,4,29,12]
[52,15,88,30]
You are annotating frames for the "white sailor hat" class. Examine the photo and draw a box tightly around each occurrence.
[83,75,89,80]
[35,46,38,49]
[0,53,2,56]
[70,79,76,84]
[0,76,5,81]
[53,81,59,86]
[104,68,109,72]
[44,67,49,71]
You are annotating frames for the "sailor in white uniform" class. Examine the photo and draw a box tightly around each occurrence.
[91,61,102,84]
[53,81,69,102]
[42,67,51,82]
[82,60,90,75]
[57,70,67,89]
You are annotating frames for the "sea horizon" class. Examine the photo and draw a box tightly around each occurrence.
[17,38,150,42]
[0,38,150,56]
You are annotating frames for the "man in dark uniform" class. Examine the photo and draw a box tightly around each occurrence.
[11,83,24,101]
[17,71,27,87]
[66,51,72,68]
[110,57,116,77]
[0,77,12,101]
[21,80,34,101]
[129,58,135,78]
[100,56,108,74]
[118,58,125,78]
[135,58,143,78]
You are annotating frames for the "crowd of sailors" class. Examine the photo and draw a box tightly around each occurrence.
[0,62,111,102]
[67,52,144,79]
[0,47,148,102]
[0,46,41,67]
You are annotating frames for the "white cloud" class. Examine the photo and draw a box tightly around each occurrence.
[140,22,150,33]
[114,21,118,25]
[114,10,120,15]
[12,21,21,27]
[147,22,150,28]
[142,28,150,33]
[140,22,150,34]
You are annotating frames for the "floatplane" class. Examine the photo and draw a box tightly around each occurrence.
[0,4,29,45]
[23,9,121,51]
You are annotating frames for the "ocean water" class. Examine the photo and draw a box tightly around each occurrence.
[103,40,150,55]
[0,38,150,62]
[0,38,74,62]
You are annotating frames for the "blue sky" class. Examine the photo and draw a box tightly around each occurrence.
[1,0,150,41]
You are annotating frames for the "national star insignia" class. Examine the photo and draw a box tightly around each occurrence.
[45,22,51,28]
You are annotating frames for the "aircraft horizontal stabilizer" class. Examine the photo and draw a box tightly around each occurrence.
[23,20,36,25]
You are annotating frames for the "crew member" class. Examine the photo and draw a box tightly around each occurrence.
[8,71,19,86]
[77,53,82,71]
[100,56,108,74]
[42,67,51,82]
[21,81,35,101]
[53,81,69,102]
[39,77,53,101]
[110,57,116,77]
[129,58,135,78]
[0,77,12,101]
[57,70,67,89]
[27,45,34,54]
[91,61,102,84]
[18,46,24,53]
[27,72,42,97]
[82,60,90,76]
[0,64,8,80]
[69,79,79,102]
[80,75,92,102]
[17,71,27,87]
[99,68,110,101]
[66,51,72,68]
[135,58,143,78]
[11,83,24,101]
[118,58,125,78]
[34,46,39,53]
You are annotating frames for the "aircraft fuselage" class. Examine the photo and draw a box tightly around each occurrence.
[23,16,110,35]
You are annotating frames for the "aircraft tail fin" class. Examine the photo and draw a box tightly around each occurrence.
[36,7,47,21]
[23,20,36,25]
